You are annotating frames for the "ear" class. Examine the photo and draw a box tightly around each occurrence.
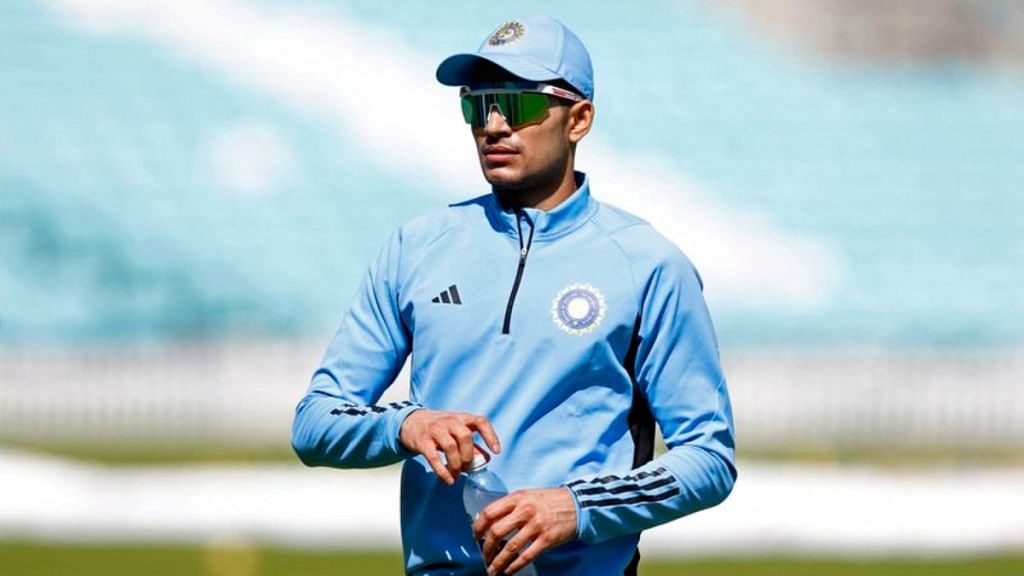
[566,100,594,144]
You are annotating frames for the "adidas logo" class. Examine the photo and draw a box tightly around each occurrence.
[431,284,462,305]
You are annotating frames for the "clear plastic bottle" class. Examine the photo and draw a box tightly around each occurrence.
[462,449,538,576]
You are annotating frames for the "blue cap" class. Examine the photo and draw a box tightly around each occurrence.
[436,16,594,101]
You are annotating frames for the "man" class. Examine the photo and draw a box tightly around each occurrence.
[291,15,736,576]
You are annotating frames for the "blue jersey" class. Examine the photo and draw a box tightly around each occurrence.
[291,170,737,575]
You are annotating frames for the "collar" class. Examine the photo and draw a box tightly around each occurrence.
[484,170,597,242]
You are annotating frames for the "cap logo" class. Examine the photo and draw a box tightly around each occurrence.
[488,21,525,46]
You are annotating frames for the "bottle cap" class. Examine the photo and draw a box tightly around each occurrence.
[466,445,491,471]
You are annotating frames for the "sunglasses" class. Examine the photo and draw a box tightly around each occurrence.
[460,82,584,128]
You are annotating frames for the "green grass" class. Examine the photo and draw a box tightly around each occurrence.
[640,556,1024,576]
[0,542,1022,576]
[0,438,300,466]
[0,541,396,576]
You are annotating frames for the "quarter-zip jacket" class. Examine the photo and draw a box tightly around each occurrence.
[502,207,536,334]
[291,170,737,576]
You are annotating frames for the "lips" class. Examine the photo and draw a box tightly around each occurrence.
[482,146,518,164]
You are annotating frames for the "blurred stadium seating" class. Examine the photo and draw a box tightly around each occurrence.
[2,0,1020,455]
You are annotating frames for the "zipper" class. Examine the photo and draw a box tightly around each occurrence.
[502,209,535,334]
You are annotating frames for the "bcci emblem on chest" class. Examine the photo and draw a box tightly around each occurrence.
[551,283,606,336]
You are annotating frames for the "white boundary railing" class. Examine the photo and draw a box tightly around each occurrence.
[1,341,1022,448]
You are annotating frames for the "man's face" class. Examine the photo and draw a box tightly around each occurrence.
[469,88,575,192]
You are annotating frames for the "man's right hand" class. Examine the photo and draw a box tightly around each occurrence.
[399,409,501,485]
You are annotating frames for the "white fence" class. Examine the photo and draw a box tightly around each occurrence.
[1,341,1022,448]
[725,347,1024,448]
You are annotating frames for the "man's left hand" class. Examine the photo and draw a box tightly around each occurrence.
[473,486,577,575]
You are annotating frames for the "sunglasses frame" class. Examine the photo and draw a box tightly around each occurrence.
[459,82,584,128]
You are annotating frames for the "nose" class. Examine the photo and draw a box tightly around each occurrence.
[483,104,511,137]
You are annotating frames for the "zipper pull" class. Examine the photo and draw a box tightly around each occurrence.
[520,247,528,259]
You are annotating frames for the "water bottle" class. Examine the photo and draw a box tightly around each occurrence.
[462,448,538,576]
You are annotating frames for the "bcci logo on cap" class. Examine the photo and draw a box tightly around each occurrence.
[552,283,606,336]
[488,21,525,46]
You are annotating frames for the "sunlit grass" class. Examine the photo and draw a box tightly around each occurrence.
[0,438,300,466]
[1,542,1022,576]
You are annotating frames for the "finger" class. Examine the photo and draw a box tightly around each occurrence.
[432,428,463,479]
[465,414,502,454]
[489,524,537,576]
[482,503,531,564]
[479,516,513,562]
[481,527,503,566]
[451,422,475,471]
[473,494,519,539]
[503,535,546,575]
[422,446,454,486]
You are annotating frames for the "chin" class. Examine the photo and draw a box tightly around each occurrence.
[482,166,524,188]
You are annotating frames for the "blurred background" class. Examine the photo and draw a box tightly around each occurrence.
[2,0,1022,574]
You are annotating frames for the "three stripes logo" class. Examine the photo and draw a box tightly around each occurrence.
[431,284,462,305]
[565,466,680,509]
[329,401,417,417]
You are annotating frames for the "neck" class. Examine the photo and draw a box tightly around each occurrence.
[494,159,577,212]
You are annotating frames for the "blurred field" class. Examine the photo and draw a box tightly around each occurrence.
[1,542,1023,576]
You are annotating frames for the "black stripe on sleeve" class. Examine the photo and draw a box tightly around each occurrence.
[329,401,419,417]
[330,407,368,416]
[565,467,667,488]
[573,475,676,497]
[579,486,681,509]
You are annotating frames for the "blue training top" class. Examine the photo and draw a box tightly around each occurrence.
[291,170,737,575]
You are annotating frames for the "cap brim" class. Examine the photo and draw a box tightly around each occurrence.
[436,53,559,86]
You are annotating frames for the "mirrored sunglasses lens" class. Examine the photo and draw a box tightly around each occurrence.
[461,92,550,127]
[518,93,550,125]
[461,96,477,125]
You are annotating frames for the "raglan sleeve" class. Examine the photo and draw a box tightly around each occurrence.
[560,245,737,544]
[290,225,423,469]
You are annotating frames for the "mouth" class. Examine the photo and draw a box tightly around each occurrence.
[482,147,518,164]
